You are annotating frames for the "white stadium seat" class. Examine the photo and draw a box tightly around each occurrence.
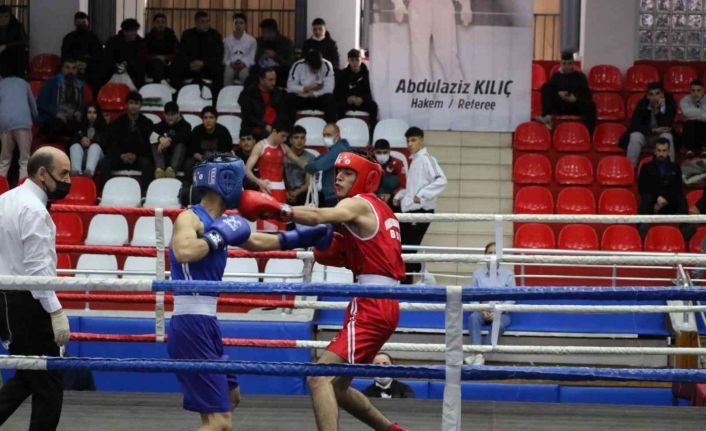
[337,118,369,148]
[176,84,212,113]
[123,256,158,279]
[263,258,304,282]
[76,254,118,278]
[295,117,326,147]
[130,216,174,247]
[101,177,141,207]
[139,83,172,112]
[373,118,410,149]
[224,258,260,282]
[216,85,243,113]
[144,178,182,208]
[182,114,201,130]
[143,112,162,124]
[84,214,129,246]
[217,115,242,142]
[390,150,409,173]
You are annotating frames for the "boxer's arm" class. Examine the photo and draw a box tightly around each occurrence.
[171,211,210,263]
[292,198,366,226]
[245,141,263,186]
[241,232,281,251]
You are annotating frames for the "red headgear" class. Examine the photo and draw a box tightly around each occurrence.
[334,152,383,198]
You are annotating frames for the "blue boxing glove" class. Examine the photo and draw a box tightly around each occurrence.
[202,215,251,252]
[278,224,334,250]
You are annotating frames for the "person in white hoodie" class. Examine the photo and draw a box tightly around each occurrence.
[286,48,337,123]
[223,12,256,86]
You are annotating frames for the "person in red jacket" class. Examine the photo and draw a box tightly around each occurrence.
[372,139,406,211]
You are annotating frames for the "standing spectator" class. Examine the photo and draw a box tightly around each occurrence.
[150,101,190,178]
[171,11,224,91]
[0,6,27,77]
[61,12,103,97]
[0,147,71,430]
[69,102,107,177]
[0,65,36,180]
[362,353,416,399]
[223,12,256,86]
[394,127,448,284]
[299,123,351,207]
[235,128,258,190]
[537,51,596,132]
[255,18,294,87]
[464,242,515,366]
[284,125,315,205]
[623,81,676,168]
[335,49,378,123]
[286,48,336,123]
[238,67,288,139]
[183,106,233,181]
[145,13,178,86]
[37,59,85,141]
[104,19,148,89]
[681,79,706,158]
[302,17,340,69]
[372,139,406,210]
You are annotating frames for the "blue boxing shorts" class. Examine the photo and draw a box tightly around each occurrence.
[167,314,238,413]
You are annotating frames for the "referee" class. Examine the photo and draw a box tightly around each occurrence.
[0,147,71,430]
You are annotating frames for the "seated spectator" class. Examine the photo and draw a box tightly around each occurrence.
[61,12,103,97]
[145,13,178,86]
[373,139,406,210]
[286,49,336,123]
[255,18,294,87]
[622,82,676,168]
[234,128,258,190]
[37,59,85,141]
[150,101,190,178]
[335,49,378,123]
[537,51,596,132]
[362,353,416,399]
[681,79,706,158]
[0,6,28,77]
[465,242,515,366]
[171,11,224,91]
[69,103,107,177]
[0,65,36,180]
[184,106,233,181]
[104,19,148,89]
[239,67,288,139]
[284,125,315,205]
[302,17,340,69]
[223,12,256,86]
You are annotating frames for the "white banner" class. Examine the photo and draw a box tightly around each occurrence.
[369,0,534,132]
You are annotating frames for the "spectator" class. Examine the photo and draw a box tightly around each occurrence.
[284,125,315,205]
[235,128,258,190]
[0,65,36,180]
[394,127,448,284]
[104,18,148,89]
[302,17,340,69]
[335,49,378,123]
[238,66,288,139]
[37,59,85,141]
[145,13,178,86]
[681,79,706,158]
[373,139,406,210]
[0,5,27,77]
[255,18,294,87]
[184,106,233,181]
[223,12,256,86]
[623,81,676,168]
[171,11,224,91]
[464,242,515,366]
[537,51,596,132]
[150,101,190,178]
[299,123,351,207]
[361,353,416,399]
[69,102,107,177]
[286,48,336,123]
[61,11,103,97]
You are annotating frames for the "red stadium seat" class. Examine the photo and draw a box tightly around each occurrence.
[689,227,706,253]
[644,226,685,253]
[29,53,60,80]
[625,65,659,93]
[555,155,594,185]
[55,176,97,206]
[673,92,688,123]
[513,154,552,184]
[626,93,643,120]
[549,63,581,76]
[556,187,596,214]
[0,176,8,195]
[596,156,634,186]
[57,253,73,277]
[601,225,642,251]
[514,186,554,214]
[687,190,703,211]
[514,121,551,151]
[29,80,43,98]
[664,65,697,94]
[588,65,623,92]
[514,223,555,249]
[593,122,627,153]
[97,83,131,112]
[531,91,542,118]
[598,188,637,215]
[51,213,84,245]
[553,122,590,152]
[593,93,625,121]
[532,63,548,90]
[83,83,93,104]
[558,224,599,250]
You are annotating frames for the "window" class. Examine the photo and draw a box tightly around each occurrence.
[639,0,705,60]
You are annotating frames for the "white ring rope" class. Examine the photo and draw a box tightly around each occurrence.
[397,213,706,223]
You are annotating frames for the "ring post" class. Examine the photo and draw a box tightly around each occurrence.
[442,285,463,431]
[154,208,166,342]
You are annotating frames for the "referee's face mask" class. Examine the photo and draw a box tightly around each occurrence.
[41,166,71,201]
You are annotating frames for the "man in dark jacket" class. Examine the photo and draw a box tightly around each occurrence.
[145,13,178,84]
[104,19,148,89]
[238,66,288,139]
[625,81,676,168]
[61,12,103,96]
[335,49,378,123]
[170,10,224,92]
[362,353,416,399]
[302,17,340,69]
[37,60,85,141]
[150,101,190,178]
[0,6,27,76]
[183,106,233,182]
[255,18,294,87]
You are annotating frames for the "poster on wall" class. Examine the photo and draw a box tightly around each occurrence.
[369,0,534,132]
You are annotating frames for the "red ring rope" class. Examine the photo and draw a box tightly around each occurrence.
[70,332,298,348]
[56,244,300,259]
[51,204,242,217]
[57,293,295,308]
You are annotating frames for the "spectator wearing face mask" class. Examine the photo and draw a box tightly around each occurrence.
[362,353,416,399]
[372,139,406,210]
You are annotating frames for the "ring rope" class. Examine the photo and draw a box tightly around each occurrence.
[56,244,304,259]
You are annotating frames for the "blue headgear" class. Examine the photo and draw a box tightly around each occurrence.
[192,155,245,209]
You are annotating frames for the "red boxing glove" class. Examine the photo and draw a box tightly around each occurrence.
[313,232,347,267]
[239,190,293,222]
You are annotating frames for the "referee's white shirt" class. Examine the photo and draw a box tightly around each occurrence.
[394,147,448,212]
[0,179,61,312]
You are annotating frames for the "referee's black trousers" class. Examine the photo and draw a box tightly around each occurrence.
[400,209,434,284]
[0,292,63,430]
